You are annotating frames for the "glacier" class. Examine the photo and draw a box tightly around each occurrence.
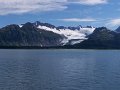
[37,25,95,45]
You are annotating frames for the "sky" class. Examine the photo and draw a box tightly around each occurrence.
[0,0,120,29]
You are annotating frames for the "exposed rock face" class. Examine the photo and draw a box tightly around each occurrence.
[0,23,63,46]
[73,27,120,49]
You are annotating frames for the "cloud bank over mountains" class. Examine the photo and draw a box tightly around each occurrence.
[68,0,107,5]
[1,0,120,28]
[58,18,97,22]
[0,0,108,15]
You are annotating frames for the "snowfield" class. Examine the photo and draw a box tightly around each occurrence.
[19,22,95,45]
[37,25,95,45]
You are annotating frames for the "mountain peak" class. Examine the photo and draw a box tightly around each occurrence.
[95,27,109,31]
[21,22,36,30]
[115,26,120,33]
[33,21,56,28]
[1,24,20,31]
[34,21,41,26]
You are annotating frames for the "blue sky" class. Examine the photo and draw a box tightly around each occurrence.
[0,0,120,29]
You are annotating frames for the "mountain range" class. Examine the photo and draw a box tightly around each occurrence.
[0,21,120,49]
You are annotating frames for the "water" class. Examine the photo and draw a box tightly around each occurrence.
[0,49,120,90]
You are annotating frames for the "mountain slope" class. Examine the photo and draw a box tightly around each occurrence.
[0,23,64,46]
[72,27,120,49]
[34,21,95,45]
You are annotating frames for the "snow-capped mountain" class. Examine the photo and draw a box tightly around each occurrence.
[1,21,120,49]
[33,21,95,45]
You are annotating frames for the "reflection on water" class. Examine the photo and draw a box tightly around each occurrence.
[0,50,120,90]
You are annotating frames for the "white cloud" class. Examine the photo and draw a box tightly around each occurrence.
[0,0,68,15]
[107,18,120,26]
[0,0,108,15]
[68,0,108,5]
[58,18,97,22]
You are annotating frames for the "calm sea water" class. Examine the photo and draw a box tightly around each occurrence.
[0,49,120,90]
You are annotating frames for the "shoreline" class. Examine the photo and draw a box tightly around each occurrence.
[0,46,120,50]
